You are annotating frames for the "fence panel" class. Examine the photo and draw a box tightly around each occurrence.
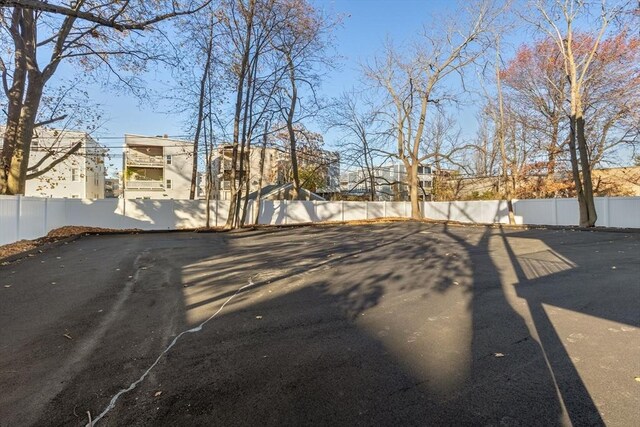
[287,201,317,223]
[258,200,285,225]
[608,197,640,228]
[315,201,343,222]
[386,202,407,217]
[18,198,46,241]
[513,199,556,225]
[2,195,639,247]
[342,202,367,221]
[174,200,207,229]
[366,202,386,219]
[556,199,579,226]
[0,196,19,244]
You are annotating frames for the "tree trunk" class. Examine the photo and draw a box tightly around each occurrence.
[8,71,43,195]
[189,32,213,200]
[408,163,421,219]
[568,115,588,225]
[224,0,255,229]
[254,122,268,225]
[284,54,301,200]
[576,112,597,226]
[495,38,515,224]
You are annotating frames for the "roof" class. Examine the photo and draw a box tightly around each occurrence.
[246,183,326,201]
[124,134,193,147]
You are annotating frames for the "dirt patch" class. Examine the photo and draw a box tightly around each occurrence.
[0,226,141,261]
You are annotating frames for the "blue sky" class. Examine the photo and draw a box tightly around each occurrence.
[81,0,541,174]
[89,1,490,144]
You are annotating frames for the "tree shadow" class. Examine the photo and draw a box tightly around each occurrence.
[5,221,627,425]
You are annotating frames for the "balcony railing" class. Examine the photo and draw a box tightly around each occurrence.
[126,180,164,189]
[126,153,164,166]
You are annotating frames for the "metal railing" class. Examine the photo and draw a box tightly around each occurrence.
[126,180,164,189]
[126,153,164,166]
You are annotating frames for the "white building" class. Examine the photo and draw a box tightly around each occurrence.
[122,134,194,199]
[0,127,106,198]
[341,163,433,201]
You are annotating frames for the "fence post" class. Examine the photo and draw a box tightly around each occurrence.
[284,200,288,225]
[365,201,369,219]
[383,200,387,218]
[604,197,610,227]
[341,201,345,222]
[553,198,558,226]
[44,198,48,235]
[16,195,21,241]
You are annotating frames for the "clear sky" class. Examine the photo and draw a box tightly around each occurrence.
[87,0,504,173]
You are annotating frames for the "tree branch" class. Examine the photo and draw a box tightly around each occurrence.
[26,139,82,179]
[4,0,212,31]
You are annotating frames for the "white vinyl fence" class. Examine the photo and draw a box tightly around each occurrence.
[1,196,639,246]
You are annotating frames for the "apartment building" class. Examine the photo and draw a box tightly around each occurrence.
[341,163,433,201]
[104,176,122,198]
[215,145,340,200]
[122,134,193,199]
[0,127,106,198]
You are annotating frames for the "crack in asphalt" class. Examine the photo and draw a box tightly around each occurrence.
[87,277,259,426]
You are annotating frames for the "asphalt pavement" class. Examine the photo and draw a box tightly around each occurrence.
[1,223,638,426]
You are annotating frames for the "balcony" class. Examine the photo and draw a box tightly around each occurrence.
[126,180,164,190]
[126,152,164,167]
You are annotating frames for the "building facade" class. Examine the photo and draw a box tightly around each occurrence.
[0,128,106,198]
[122,134,194,199]
[341,163,433,201]
[215,145,340,200]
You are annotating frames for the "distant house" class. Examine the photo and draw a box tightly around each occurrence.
[341,163,434,201]
[0,127,106,198]
[246,183,326,201]
[215,145,340,201]
[122,134,194,199]
[104,177,122,198]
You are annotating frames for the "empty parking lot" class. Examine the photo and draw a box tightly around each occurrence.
[1,222,639,426]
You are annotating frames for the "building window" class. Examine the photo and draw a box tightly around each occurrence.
[71,168,80,181]
[166,155,172,165]
[166,179,172,189]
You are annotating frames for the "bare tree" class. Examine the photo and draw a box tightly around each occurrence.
[3,0,212,31]
[0,1,201,195]
[365,1,501,218]
[270,0,334,200]
[528,0,634,226]
[189,12,218,199]
[327,90,383,201]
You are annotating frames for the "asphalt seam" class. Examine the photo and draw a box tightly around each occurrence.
[87,225,413,425]
[87,276,259,426]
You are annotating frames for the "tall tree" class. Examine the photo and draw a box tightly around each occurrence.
[0,1,208,195]
[270,0,334,199]
[327,91,383,201]
[528,0,634,226]
[365,1,501,218]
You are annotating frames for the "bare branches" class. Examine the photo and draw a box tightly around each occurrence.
[25,139,82,179]
[364,0,502,216]
[4,0,212,31]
